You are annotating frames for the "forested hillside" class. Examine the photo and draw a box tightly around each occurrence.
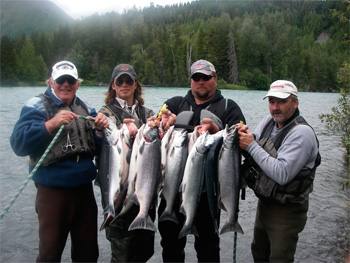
[1,0,348,91]
[0,0,74,37]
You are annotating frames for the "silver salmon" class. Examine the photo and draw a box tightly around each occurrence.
[178,131,219,238]
[159,129,188,224]
[161,125,174,177]
[100,123,132,230]
[218,126,243,235]
[129,122,162,232]
[115,124,145,220]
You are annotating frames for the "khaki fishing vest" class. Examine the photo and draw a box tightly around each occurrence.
[99,103,150,129]
[242,116,321,204]
[29,94,96,168]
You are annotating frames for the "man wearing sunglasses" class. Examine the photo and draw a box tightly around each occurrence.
[10,60,108,262]
[158,59,246,262]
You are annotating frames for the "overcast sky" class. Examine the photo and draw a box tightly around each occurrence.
[49,0,191,20]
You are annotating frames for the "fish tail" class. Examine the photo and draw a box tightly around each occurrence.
[178,224,198,239]
[128,215,157,232]
[103,204,115,218]
[159,210,179,224]
[220,220,244,235]
[100,213,113,231]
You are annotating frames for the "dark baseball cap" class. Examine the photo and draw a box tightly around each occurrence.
[112,64,137,80]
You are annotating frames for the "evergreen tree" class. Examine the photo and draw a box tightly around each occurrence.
[16,37,47,84]
[0,36,18,85]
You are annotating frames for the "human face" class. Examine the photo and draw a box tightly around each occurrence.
[268,96,299,128]
[112,74,136,105]
[50,75,79,105]
[191,73,217,104]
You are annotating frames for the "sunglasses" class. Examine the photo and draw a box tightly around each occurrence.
[56,76,77,85]
[191,74,213,82]
[115,77,134,86]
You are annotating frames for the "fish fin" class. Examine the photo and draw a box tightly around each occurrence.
[131,193,139,206]
[126,149,132,164]
[128,215,157,232]
[159,210,179,224]
[139,141,145,154]
[220,220,244,235]
[100,212,113,231]
[103,204,115,218]
[218,200,227,212]
[117,144,122,154]
[178,224,198,239]
[179,204,185,215]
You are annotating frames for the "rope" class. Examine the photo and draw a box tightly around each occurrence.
[233,231,237,263]
[0,124,65,220]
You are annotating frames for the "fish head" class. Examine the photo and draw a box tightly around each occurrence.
[204,132,221,149]
[143,122,160,142]
[172,129,188,148]
[104,123,120,145]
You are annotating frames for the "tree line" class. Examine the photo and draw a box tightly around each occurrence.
[0,0,348,92]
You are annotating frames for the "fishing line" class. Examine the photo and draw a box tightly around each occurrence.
[0,124,64,220]
[0,115,101,220]
[233,231,237,263]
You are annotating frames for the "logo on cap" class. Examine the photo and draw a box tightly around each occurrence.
[120,65,129,71]
[271,85,284,89]
[55,62,74,71]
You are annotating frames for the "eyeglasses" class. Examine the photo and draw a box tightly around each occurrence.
[56,76,77,85]
[191,74,213,82]
[115,77,134,86]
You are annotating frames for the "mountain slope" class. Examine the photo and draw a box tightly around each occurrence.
[1,0,74,38]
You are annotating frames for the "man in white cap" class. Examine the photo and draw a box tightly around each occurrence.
[10,60,109,262]
[238,80,321,262]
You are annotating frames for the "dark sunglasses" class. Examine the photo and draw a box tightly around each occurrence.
[115,77,134,86]
[56,76,77,85]
[191,74,213,82]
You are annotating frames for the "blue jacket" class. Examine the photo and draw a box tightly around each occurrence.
[10,86,101,188]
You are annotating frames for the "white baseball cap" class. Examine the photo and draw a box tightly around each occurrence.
[264,80,298,99]
[51,61,78,80]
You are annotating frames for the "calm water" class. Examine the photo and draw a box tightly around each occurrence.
[0,87,349,262]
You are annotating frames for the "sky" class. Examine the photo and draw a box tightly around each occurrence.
[49,0,191,20]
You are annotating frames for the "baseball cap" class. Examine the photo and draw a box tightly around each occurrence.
[51,61,78,80]
[112,64,137,80]
[264,80,298,99]
[190,59,216,76]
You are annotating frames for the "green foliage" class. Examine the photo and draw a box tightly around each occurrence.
[319,89,350,160]
[16,37,48,84]
[0,0,348,90]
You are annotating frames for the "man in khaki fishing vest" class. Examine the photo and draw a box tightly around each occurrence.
[238,80,321,262]
[10,60,108,262]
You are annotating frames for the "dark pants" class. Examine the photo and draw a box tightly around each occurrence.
[35,182,99,262]
[106,204,156,262]
[251,199,309,263]
[158,193,220,262]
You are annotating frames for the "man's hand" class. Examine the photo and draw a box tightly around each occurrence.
[93,113,109,131]
[45,110,78,133]
[237,124,255,150]
[156,108,176,131]
[123,118,138,137]
[196,118,219,135]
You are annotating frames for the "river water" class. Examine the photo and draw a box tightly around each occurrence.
[0,87,349,262]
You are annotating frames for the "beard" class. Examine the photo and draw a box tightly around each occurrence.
[194,89,210,99]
